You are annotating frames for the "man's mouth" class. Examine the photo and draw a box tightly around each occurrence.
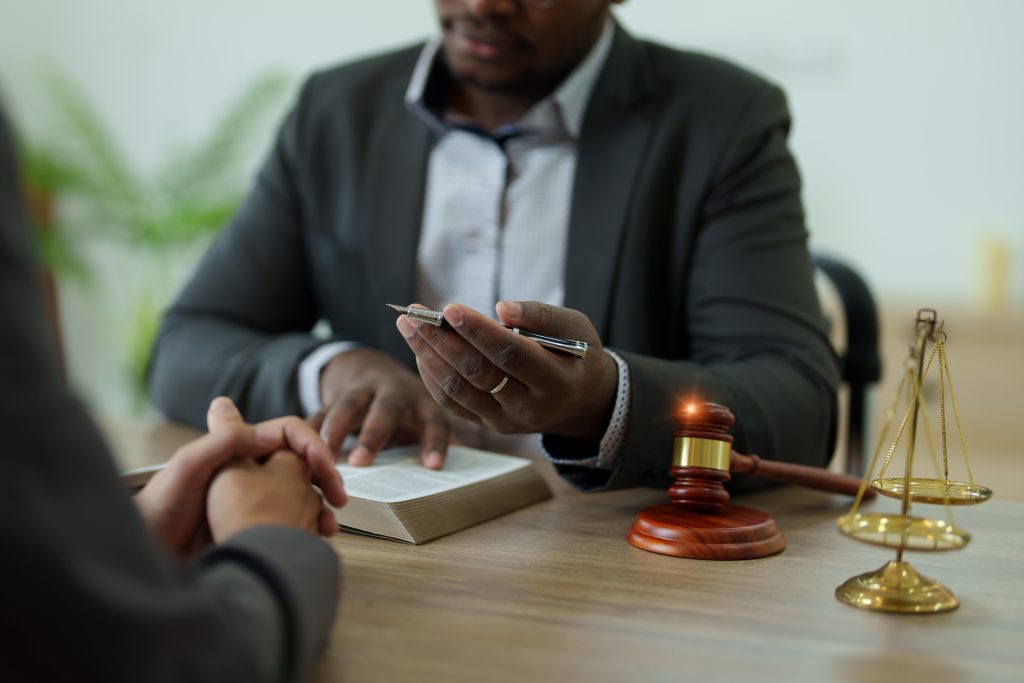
[445,19,527,60]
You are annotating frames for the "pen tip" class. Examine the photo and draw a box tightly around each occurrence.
[385,304,406,313]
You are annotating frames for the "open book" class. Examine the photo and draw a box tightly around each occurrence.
[334,445,552,544]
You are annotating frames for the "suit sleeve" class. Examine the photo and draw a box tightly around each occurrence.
[555,82,839,492]
[0,103,340,682]
[148,82,326,427]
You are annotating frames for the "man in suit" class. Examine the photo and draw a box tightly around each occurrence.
[0,101,346,680]
[149,0,839,492]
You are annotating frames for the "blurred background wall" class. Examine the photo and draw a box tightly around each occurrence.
[1,0,1021,432]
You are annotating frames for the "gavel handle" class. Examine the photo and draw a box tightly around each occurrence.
[729,451,874,498]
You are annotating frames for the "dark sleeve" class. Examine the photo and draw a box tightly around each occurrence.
[148,84,325,428]
[556,83,839,492]
[0,102,340,682]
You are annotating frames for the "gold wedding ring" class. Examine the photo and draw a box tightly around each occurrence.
[489,375,510,395]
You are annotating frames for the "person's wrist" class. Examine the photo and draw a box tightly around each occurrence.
[215,516,317,542]
[320,349,361,406]
[557,349,618,441]
[300,342,364,416]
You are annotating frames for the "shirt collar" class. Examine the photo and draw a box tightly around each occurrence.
[405,18,615,141]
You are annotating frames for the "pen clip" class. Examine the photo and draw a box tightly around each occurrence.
[512,328,588,358]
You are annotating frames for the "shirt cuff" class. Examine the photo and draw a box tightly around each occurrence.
[542,348,631,470]
[297,342,363,417]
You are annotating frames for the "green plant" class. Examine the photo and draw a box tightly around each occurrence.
[21,69,291,411]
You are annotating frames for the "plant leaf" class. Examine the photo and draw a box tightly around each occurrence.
[43,71,144,211]
[158,71,290,207]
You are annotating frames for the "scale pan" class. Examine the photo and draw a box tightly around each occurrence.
[837,512,970,551]
[870,477,993,505]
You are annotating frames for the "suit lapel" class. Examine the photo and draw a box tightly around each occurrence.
[364,95,434,355]
[565,25,654,338]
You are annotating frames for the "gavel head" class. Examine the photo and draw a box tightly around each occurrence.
[669,401,736,511]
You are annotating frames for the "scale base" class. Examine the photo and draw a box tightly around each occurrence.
[627,503,785,560]
[836,560,959,613]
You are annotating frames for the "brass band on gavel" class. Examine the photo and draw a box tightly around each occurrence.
[673,435,731,471]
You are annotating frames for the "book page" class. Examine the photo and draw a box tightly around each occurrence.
[337,445,529,503]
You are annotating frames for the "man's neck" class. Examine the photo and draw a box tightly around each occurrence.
[444,79,558,133]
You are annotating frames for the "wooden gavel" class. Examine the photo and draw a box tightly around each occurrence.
[666,401,871,510]
[628,401,871,560]
[732,450,871,496]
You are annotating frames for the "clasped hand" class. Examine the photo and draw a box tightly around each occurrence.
[134,397,346,557]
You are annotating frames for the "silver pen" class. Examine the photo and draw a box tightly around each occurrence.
[387,304,588,359]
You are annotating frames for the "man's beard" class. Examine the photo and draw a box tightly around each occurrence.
[439,14,542,92]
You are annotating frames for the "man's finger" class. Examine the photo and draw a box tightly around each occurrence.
[415,352,493,424]
[349,392,409,466]
[264,449,311,481]
[495,300,594,340]
[417,403,450,470]
[407,312,511,398]
[206,396,244,433]
[415,357,481,424]
[306,409,326,432]
[441,304,555,387]
[318,504,338,537]
[193,396,271,472]
[320,389,372,457]
[255,416,346,507]
[203,412,346,508]
[174,428,253,476]
[400,315,499,401]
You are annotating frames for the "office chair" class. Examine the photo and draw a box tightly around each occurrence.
[813,254,882,476]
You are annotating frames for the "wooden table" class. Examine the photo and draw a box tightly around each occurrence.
[100,418,1023,683]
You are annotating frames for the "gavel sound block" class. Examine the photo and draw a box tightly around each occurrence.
[627,402,870,560]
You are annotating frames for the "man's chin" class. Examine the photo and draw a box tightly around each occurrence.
[452,71,532,94]
[446,59,541,95]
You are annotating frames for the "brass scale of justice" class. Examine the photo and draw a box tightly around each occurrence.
[626,308,992,614]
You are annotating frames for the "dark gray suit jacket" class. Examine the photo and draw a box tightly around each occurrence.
[0,105,339,681]
[150,25,839,491]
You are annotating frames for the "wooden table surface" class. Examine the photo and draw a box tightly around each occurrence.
[100,417,1023,683]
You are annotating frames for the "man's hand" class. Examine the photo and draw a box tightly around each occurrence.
[207,450,330,542]
[396,301,618,441]
[313,348,451,469]
[133,397,345,556]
